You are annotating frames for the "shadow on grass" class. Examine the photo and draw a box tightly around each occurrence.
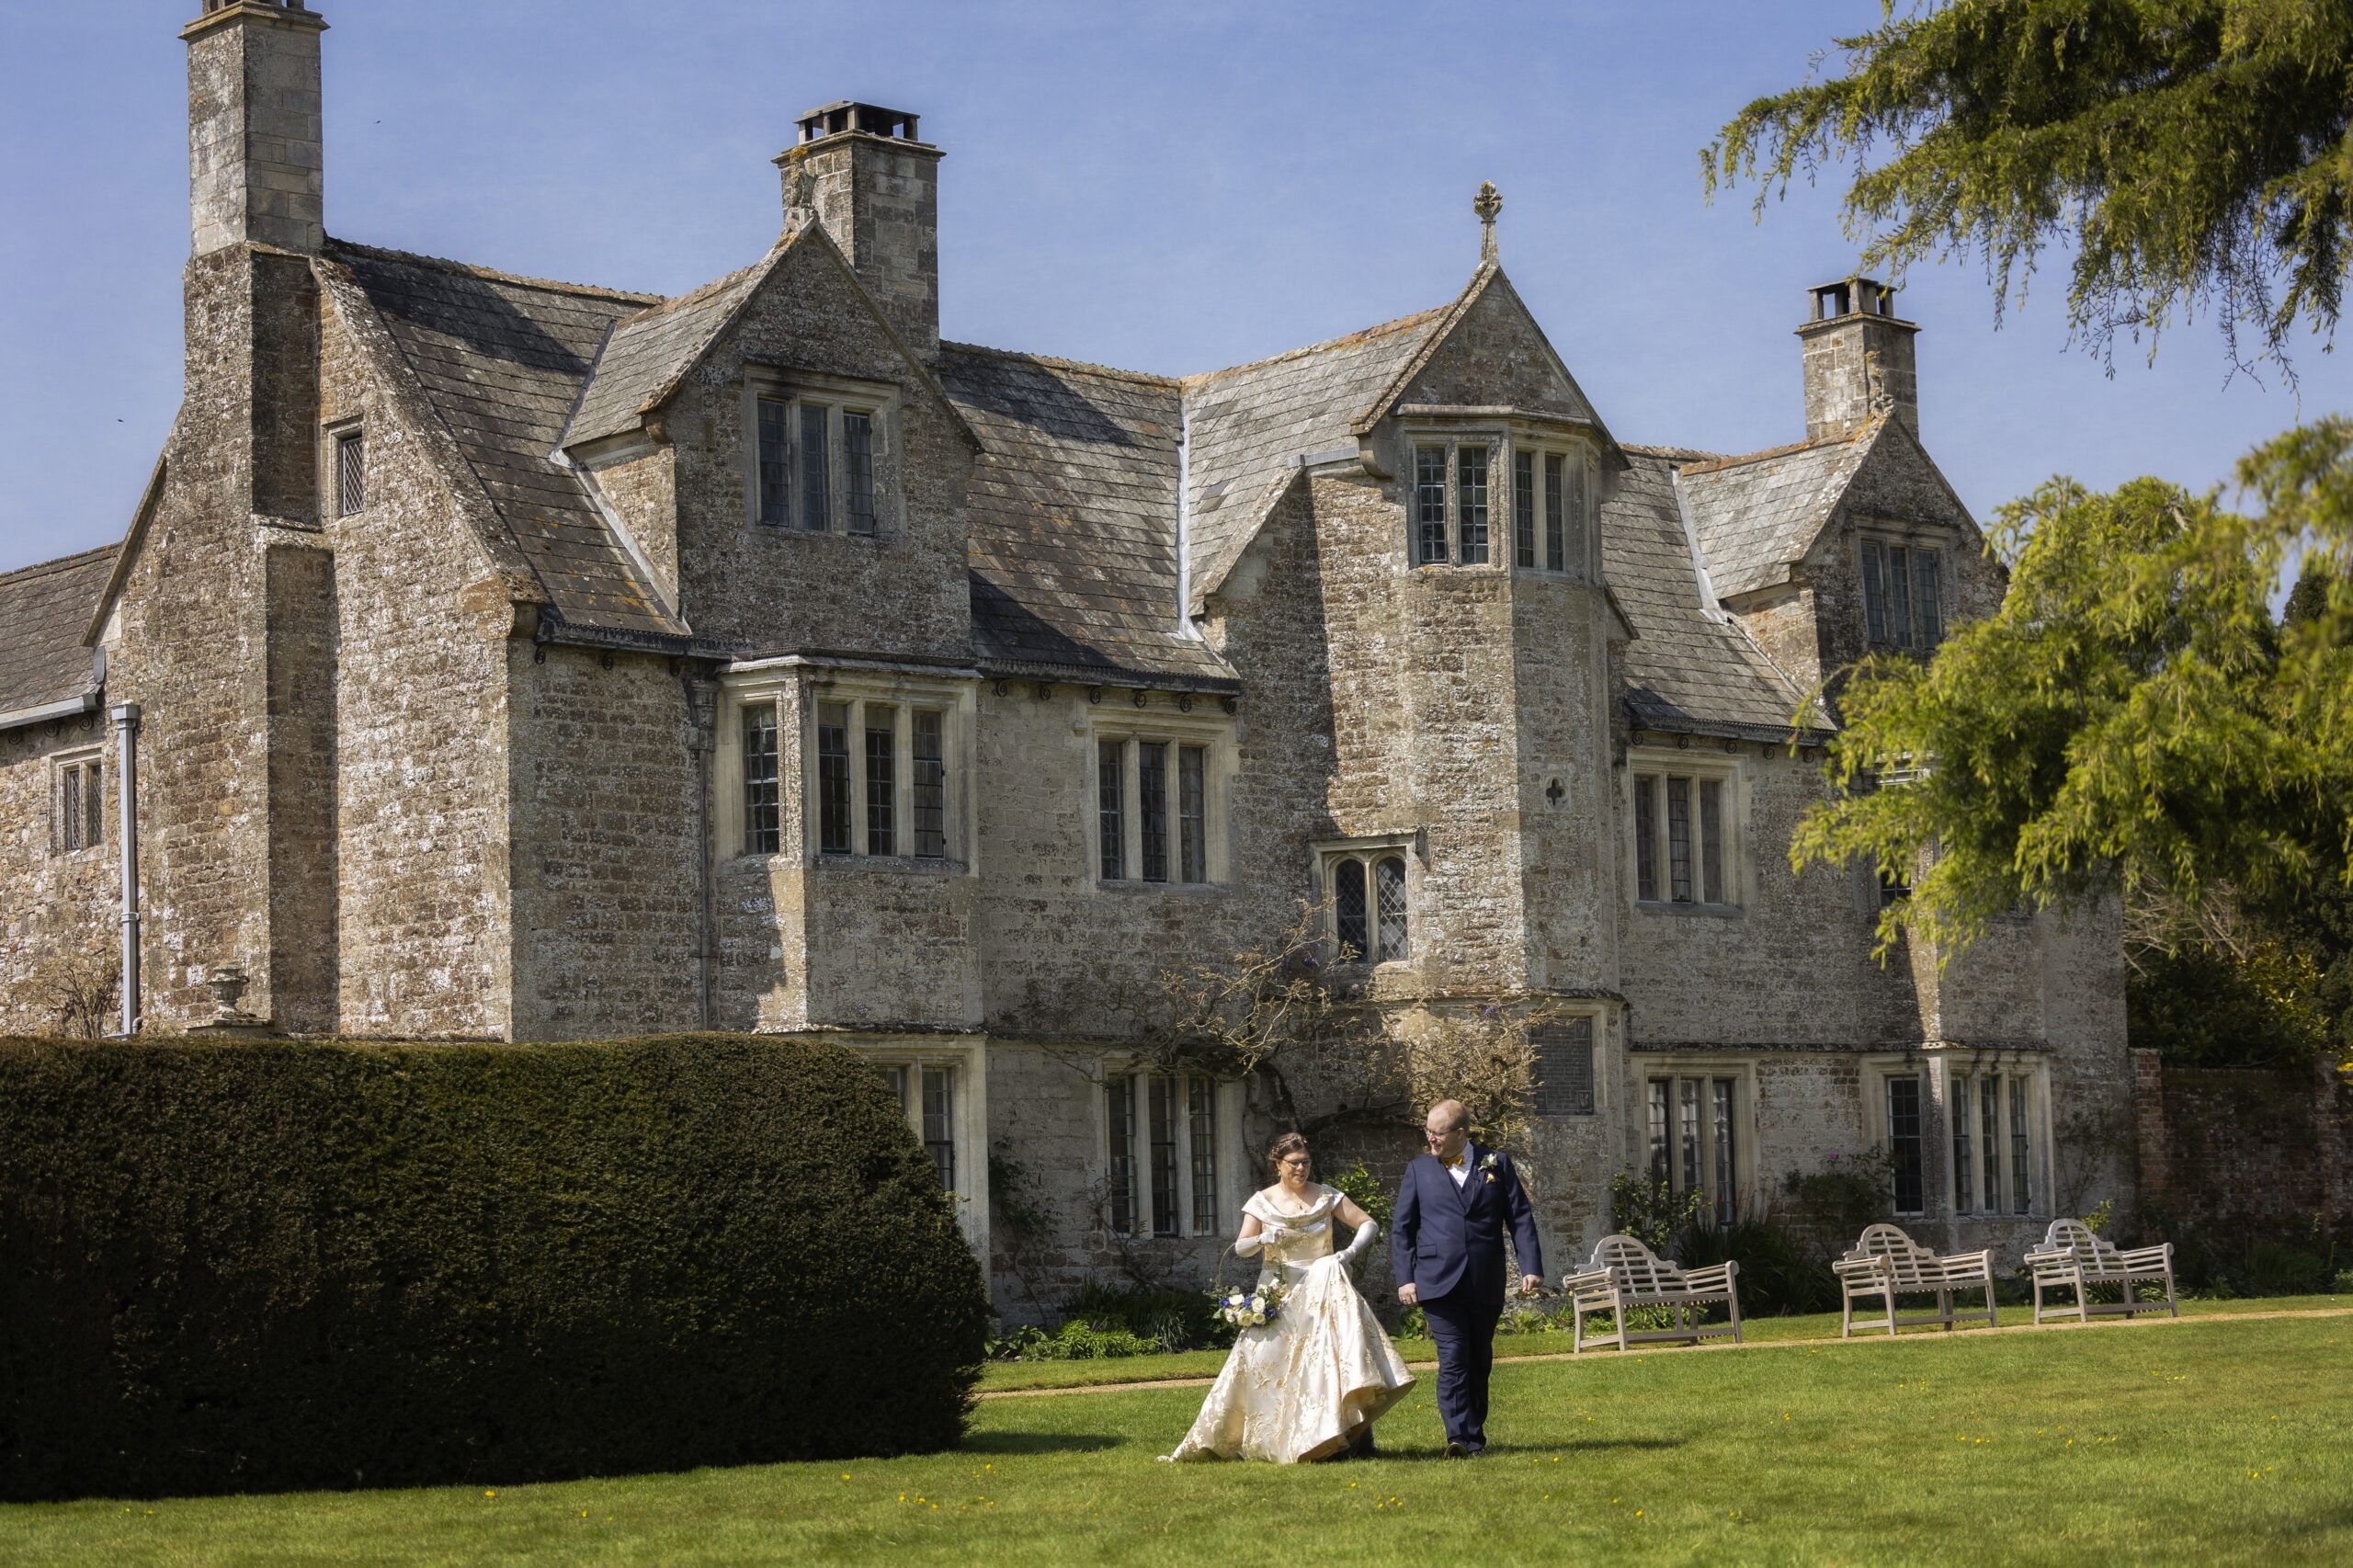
[961,1431,1122,1456]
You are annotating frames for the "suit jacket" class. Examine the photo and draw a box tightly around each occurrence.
[1390,1144,1545,1307]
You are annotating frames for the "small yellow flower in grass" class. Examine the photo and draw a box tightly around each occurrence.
[483,1490,495,1499]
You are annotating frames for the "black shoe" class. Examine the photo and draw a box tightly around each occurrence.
[1461,1442,1485,1459]
[1444,1439,1469,1459]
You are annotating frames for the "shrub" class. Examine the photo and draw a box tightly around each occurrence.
[0,1034,989,1501]
[1061,1280,1235,1352]
[1674,1219,1841,1318]
[1016,1320,1167,1360]
[1608,1170,1702,1252]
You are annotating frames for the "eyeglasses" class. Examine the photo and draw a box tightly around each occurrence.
[1279,1157,1310,1170]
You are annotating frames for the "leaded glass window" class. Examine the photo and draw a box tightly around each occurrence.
[336,430,365,516]
[1711,1078,1736,1226]
[1981,1075,2003,1213]
[2010,1076,2031,1214]
[1888,1074,1925,1214]
[922,1066,956,1191]
[1647,1078,1671,1182]
[1188,1075,1220,1234]
[864,705,895,855]
[1177,745,1207,883]
[1952,1074,1975,1214]
[1666,776,1694,902]
[1097,740,1125,881]
[1373,855,1409,962]
[799,403,830,530]
[742,706,779,854]
[912,709,946,858]
[1457,445,1490,563]
[1633,766,1736,908]
[817,701,852,854]
[1633,775,1659,901]
[756,398,790,526]
[1513,449,1537,568]
[1699,778,1725,904]
[1106,1074,1137,1234]
[1543,452,1566,570]
[1415,446,1448,564]
[843,410,877,535]
[1863,537,1947,652]
[1139,741,1168,883]
[1150,1074,1180,1237]
[1333,857,1369,960]
[58,757,101,854]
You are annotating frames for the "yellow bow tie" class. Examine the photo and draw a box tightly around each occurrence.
[1445,1155,1465,1169]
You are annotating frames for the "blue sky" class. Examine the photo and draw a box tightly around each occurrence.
[4,0,2345,575]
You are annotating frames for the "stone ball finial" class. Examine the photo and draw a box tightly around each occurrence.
[1474,181,1502,262]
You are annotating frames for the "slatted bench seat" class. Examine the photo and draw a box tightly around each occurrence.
[1833,1223,1998,1337]
[1562,1233,1743,1353]
[2024,1218,2177,1324]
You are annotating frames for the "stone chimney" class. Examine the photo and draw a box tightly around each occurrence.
[183,0,326,256]
[776,102,942,359]
[1797,277,1917,442]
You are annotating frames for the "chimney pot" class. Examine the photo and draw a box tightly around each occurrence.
[777,101,942,360]
[1798,274,1917,441]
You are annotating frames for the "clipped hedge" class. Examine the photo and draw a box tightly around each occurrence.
[0,1033,989,1501]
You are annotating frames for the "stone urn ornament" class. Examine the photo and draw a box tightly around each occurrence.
[206,962,259,1024]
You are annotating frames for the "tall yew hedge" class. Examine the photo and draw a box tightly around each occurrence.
[0,1034,989,1501]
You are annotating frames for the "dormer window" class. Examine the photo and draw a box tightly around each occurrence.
[745,373,895,535]
[1861,534,1945,651]
[1409,439,1501,566]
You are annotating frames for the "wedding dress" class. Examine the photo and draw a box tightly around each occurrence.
[1162,1184,1415,1462]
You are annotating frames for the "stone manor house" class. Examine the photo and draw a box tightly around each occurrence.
[1,1,2126,1311]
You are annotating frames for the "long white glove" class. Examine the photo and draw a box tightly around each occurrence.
[1336,1219,1378,1268]
[1237,1220,1293,1257]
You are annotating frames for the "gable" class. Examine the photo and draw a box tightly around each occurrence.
[1822,416,1981,549]
[1384,270,1599,430]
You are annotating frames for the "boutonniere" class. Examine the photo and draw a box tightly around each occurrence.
[1479,1152,1503,1185]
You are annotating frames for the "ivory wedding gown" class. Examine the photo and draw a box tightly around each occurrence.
[1163,1184,1415,1463]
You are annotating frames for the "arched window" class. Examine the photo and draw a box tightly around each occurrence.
[1326,849,1410,964]
[1333,858,1369,960]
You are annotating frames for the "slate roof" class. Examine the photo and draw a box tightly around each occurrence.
[0,545,114,721]
[1677,420,1880,598]
[940,345,1234,686]
[1179,306,1449,613]
[324,240,688,640]
[1603,452,1813,740]
[562,252,773,449]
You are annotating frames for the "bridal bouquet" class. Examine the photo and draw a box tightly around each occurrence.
[1211,1278,1288,1329]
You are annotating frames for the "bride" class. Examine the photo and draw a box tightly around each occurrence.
[1162,1132,1415,1462]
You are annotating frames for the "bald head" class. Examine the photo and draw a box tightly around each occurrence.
[1423,1099,1470,1161]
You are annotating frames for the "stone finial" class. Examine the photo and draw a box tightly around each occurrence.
[1473,181,1503,263]
[206,962,257,1023]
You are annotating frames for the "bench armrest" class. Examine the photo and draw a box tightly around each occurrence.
[1561,1267,1618,1294]
[2021,1246,2077,1267]
[1937,1249,1995,1278]
[1832,1256,1889,1282]
[1679,1261,1737,1292]
[2111,1244,2173,1268]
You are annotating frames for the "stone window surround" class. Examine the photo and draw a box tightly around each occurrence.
[1097,1062,1247,1241]
[1853,517,1950,653]
[320,415,365,519]
[1310,832,1421,968]
[1623,746,1748,915]
[858,1038,988,1252]
[1928,1049,2053,1222]
[50,746,106,858]
[1634,1052,1756,1224]
[1860,1051,2053,1221]
[712,665,978,870]
[1085,710,1235,891]
[740,364,904,536]
[1398,421,1600,576]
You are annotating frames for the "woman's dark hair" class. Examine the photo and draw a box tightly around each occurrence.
[1266,1131,1311,1180]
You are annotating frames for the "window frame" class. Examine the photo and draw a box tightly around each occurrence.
[1313,835,1416,967]
[1101,1065,1245,1240]
[866,1041,988,1252]
[1403,428,1597,575]
[1514,437,1597,577]
[1087,715,1234,890]
[713,671,977,869]
[741,368,901,538]
[1940,1056,2052,1221]
[1637,1054,1753,1227]
[1858,525,1951,653]
[1625,748,1745,914]
[51,749,105,858]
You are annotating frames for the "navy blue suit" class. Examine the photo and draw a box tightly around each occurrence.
[1390,1144,1544,1450]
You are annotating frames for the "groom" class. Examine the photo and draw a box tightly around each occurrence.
[1391,1098,1544,1458]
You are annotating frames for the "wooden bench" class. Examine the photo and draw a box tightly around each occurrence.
[1833,1223,1998,1337]
[2024,1219,2177,1325]
[1562,1234,1742,1352]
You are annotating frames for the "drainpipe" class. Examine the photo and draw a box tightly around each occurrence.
[111,701,142,1036]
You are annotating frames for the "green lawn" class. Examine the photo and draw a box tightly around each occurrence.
[6,1306,2349,1566]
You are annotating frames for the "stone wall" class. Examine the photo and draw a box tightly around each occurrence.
[2133,1051,2353,1234]
[0,713,119,1036]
